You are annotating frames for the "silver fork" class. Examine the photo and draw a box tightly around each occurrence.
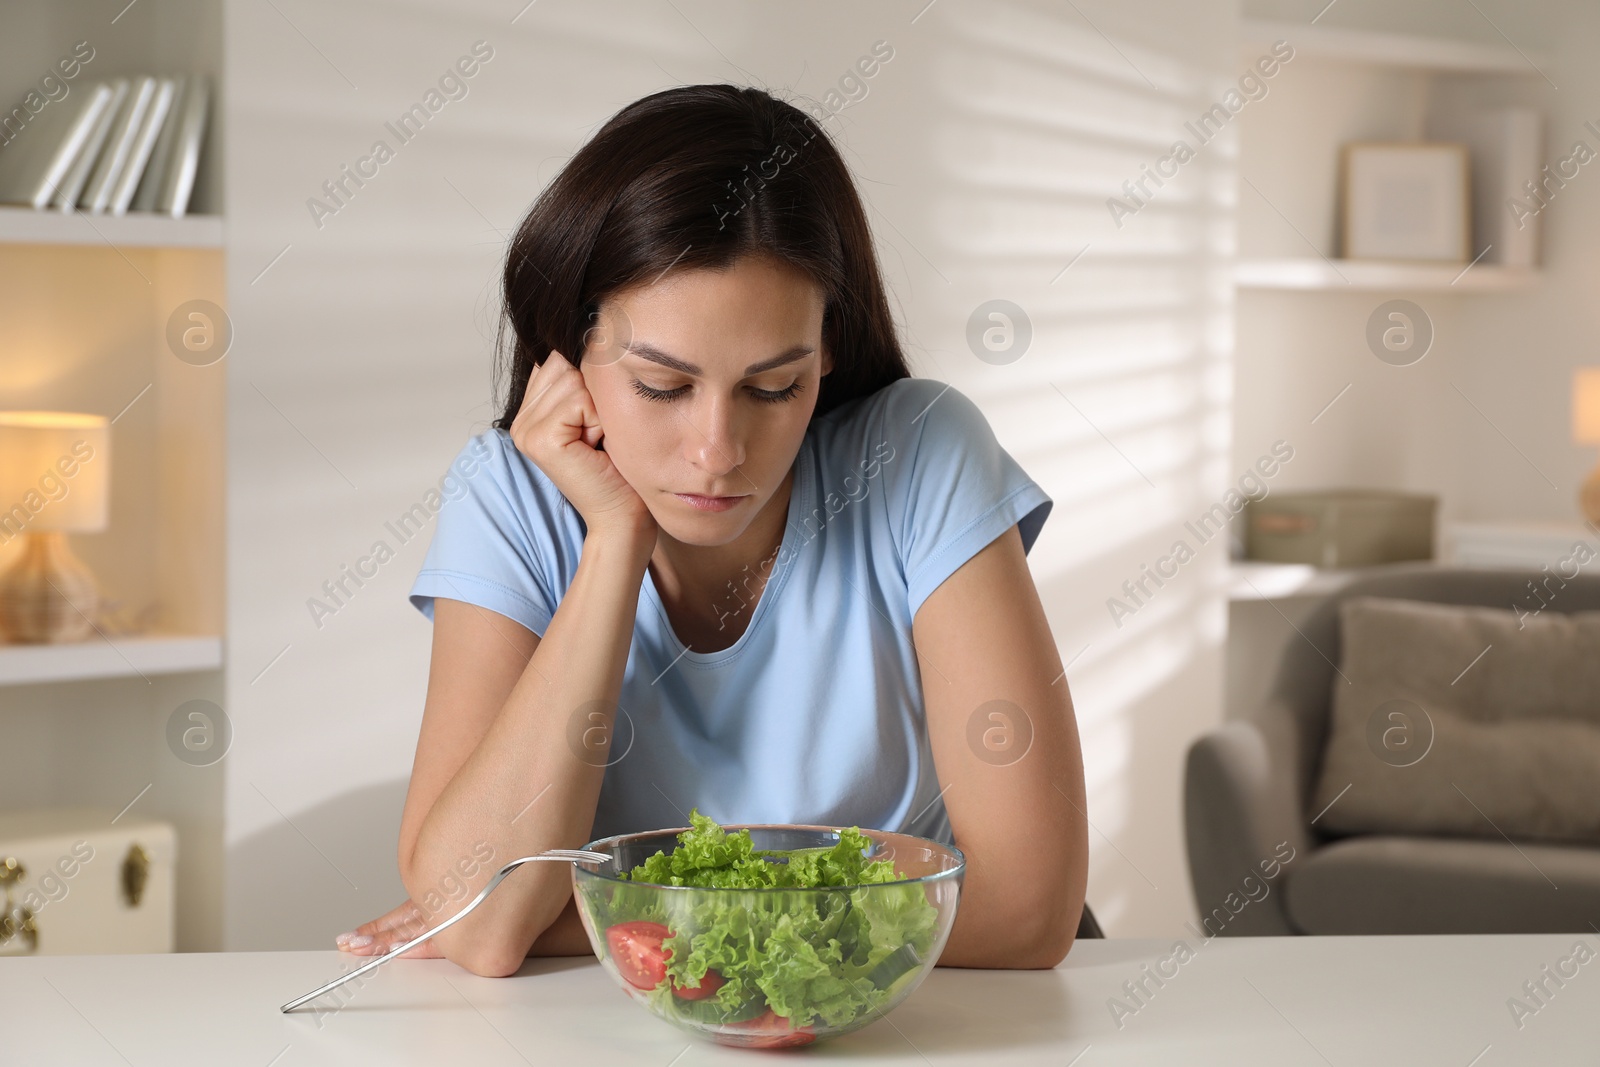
[280,848,611,1013]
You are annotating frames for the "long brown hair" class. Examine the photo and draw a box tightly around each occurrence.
[492,84,911,429]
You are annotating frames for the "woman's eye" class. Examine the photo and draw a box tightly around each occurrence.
[750,381,804,404]
[628,379,805,404]
[629,379,688,403]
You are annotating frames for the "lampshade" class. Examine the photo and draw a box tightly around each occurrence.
[0,412,110,534]
[1575,368,1600,446]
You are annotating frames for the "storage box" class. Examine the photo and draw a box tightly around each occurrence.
[0,807,176,956]
[1245,490,1437,567]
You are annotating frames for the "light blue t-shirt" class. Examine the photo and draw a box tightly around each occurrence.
[408,377,1052,847]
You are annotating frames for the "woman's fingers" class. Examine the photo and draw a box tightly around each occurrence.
[339,932,445,957]
[513,352,606,472]
[342,935,444,958]
[552,365,604,450]
[505,347,654,540]
[335,899,436,954]
[511,350,581,451]
[518,350,556,416]
[520,349,580,419]
[361,904,445,957]
[387,938,446,959]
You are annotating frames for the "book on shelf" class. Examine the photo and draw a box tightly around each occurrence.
[79,76,156,214]
[109,77,176,214]
[0,73,211,218]
[150,75,209,217]
[51,80,128,212]
[0,81,116,209]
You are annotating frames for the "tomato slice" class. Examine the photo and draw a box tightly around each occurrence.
[671,967,726,1001]
[605,921,671,991]
[721,1008,817,1048]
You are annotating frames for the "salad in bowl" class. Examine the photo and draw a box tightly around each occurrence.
[573,810,965,1048]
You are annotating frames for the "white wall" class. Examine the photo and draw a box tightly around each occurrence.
[222,0,1238,949]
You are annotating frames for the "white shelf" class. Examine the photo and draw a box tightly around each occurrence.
[1227,561,1375,602]
[1239,18,1553,74]
[1443,519,1600,570]
[1236,258,1540,292]
[0,206,223,249]
[0,635,223,687]
[1227,526,1600,600]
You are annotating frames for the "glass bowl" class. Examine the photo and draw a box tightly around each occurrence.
[573,823,965,1048]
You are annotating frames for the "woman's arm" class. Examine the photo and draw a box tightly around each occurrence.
[397,525,654,977]
[526,893,594,956]
[911,523,1089,969]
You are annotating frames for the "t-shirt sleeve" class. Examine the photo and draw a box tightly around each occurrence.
[878,378,1053,619]
[408,429,569,637]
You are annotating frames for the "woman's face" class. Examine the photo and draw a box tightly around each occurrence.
[579,255,832,547]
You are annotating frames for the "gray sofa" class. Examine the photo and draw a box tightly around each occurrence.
[1185,563,1600,935]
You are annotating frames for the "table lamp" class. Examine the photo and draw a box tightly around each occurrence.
[1576,368,1600,526]
[0,412,111,643]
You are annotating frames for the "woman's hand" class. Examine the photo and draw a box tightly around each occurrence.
[509,349,658,548]
[335,899,445,959]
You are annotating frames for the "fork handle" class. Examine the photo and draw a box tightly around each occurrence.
[280,853,593,1013]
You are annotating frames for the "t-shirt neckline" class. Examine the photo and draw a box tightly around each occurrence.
[640,436,814,668]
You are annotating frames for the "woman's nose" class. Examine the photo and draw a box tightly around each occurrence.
[687,397,745,475]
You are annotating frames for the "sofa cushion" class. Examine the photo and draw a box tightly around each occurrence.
[1286,835,1600,934]
[1308,595,1600,843]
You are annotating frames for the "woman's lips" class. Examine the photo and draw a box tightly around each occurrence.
[674,492,747,512]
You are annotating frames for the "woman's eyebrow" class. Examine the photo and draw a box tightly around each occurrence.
[623,342,814,377]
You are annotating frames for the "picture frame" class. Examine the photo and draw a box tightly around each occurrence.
[1340,142,1471,262]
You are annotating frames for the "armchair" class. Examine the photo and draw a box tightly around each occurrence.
[1185,563,1600,934]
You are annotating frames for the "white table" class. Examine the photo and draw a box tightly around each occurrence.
[3,936,1592,1064]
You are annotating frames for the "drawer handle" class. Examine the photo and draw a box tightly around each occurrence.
[122,844,149,908]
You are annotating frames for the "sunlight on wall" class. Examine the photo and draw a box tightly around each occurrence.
[925,0,1236,934]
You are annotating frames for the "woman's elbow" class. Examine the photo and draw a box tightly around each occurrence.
[946,896,1080,968]
[449,937,531,978]
[460,952,525,979]
[1001,858,1087,968]
[1011,910,1078,969]
[1005,874,1087,968]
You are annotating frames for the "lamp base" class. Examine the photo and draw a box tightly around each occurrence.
[1584,461,1600,527]
[0,532,102,643]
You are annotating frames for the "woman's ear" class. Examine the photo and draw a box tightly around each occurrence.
[821,348,834,377]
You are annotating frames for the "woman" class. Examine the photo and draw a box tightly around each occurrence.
[336,84,1088,975]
